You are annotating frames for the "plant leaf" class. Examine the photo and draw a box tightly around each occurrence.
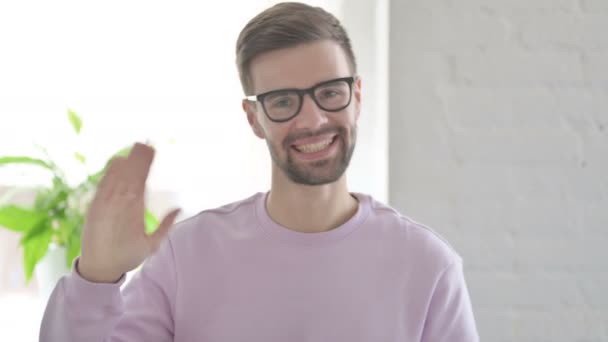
[20,219,50,244]
[34,189,52,211]
[33,183,69,213]
[74,152,86,164]
[67,109,82,135]
[0,205,47,232]
[144,209,159,234]
[51,216,70,246]
[0,156,52,170]
[65,230,81,268]
[22,225,53,282]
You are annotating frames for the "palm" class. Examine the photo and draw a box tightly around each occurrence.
[79,143,180,283]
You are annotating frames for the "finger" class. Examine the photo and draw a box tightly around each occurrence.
[96,157,129,200]
[149,208,181,252]
[125,142,155,191]
[104,156,128,179]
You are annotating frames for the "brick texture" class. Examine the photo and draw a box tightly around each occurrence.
[389,0,608,340]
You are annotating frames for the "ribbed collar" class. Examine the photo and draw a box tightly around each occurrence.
[254,191,371,246]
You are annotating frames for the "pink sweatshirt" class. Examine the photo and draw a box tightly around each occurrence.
[40,192,479,341]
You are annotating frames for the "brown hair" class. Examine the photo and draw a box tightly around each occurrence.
[235,2,357,95]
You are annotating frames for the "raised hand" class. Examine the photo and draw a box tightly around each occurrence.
[78,143,181,283]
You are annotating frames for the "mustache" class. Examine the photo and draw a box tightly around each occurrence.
[283,126,344,148]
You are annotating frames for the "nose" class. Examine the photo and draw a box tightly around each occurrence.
[294,93,328,130]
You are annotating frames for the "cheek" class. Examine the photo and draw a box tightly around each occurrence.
[339,110,358,131]
[262,124,289,148]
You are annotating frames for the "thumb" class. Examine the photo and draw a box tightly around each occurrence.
[149,208,181,251]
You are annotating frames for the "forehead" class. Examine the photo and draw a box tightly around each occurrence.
[249,40,352,94]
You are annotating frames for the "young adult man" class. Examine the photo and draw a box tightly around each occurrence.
[40,2,479,341]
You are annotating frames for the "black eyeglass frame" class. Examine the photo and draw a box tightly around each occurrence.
[244,76,357,123]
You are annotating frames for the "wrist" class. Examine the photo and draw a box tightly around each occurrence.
[77,258,123,284]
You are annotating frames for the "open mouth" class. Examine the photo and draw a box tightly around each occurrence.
[290,135,339,159]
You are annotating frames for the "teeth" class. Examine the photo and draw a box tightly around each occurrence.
[295,138,333,153]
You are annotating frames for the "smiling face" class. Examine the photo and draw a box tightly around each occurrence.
[243,40,361,186]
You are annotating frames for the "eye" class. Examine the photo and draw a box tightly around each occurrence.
[321,90,338,98]
[271,97,292,108]
[317,82,348,99]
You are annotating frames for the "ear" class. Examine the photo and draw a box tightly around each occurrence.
[242,99,265,139]
[353,77,362,121]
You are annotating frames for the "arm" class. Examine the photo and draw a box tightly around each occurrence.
[39,143,180,341]
[39,236,177,342]
[421,260,480,342]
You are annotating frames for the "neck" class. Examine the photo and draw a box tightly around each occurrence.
[266,170,359,234]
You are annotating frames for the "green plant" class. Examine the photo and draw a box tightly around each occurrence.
[0,109,159,282]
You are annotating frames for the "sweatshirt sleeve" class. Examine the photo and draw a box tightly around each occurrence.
[421,260,480,342]
[39,236,178,342]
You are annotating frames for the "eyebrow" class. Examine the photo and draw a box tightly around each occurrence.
[261,77,346,94]
[266,89,294,95]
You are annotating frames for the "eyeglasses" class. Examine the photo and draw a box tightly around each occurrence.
[245,76,356,123]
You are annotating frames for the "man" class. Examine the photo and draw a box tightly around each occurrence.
[40,2,479,341]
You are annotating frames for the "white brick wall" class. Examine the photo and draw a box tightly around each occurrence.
[388,0,608,340]
[582,0,608,12]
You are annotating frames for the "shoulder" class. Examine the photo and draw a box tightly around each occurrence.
[357,193,462,269]
[166,192,261,244]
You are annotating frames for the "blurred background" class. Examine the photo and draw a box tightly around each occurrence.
[0,0,606,340]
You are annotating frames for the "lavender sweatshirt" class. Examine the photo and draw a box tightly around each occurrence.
[40,192,479,341]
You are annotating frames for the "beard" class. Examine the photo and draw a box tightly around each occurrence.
[266,124,357,186]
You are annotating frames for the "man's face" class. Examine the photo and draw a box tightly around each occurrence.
[244,40,361,186]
